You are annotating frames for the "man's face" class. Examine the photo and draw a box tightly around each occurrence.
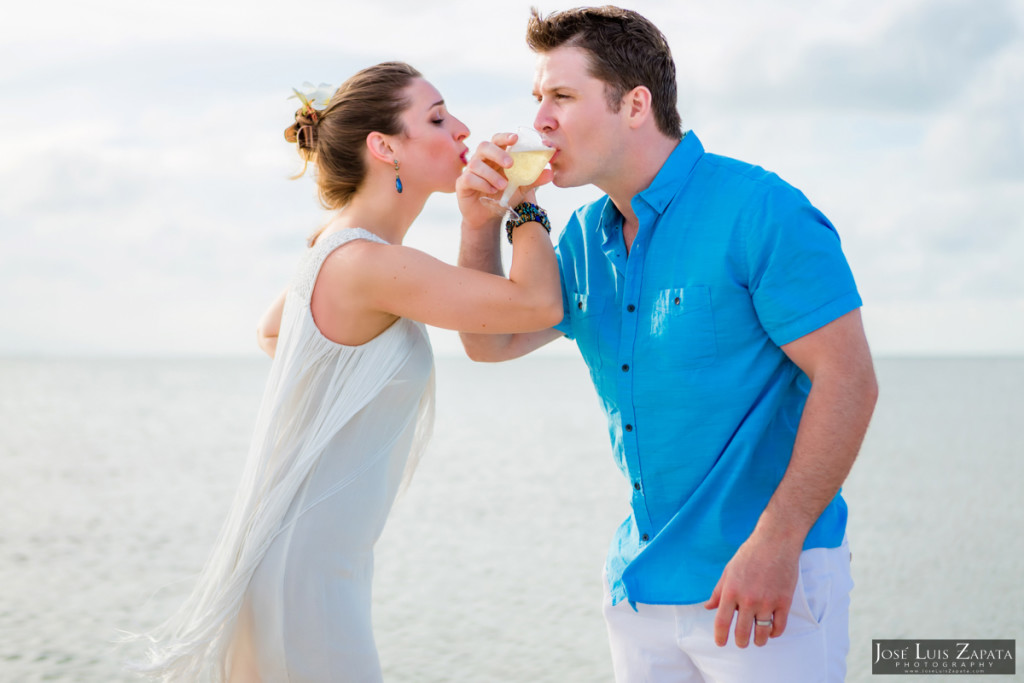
[532,46,627,190]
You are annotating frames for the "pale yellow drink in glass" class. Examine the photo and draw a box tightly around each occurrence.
[480,127,554,220]
[499,147,555,205]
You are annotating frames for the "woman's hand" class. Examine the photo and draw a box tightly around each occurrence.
[456,132,552,229]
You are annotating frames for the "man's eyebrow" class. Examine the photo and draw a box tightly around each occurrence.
[533,84,576,97]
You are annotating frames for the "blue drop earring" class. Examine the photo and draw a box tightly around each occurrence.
[394,160,403,194]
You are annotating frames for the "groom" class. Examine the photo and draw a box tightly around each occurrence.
[456,6,877,683]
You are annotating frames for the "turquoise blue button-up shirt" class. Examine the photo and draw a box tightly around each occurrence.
[553,132,862,606]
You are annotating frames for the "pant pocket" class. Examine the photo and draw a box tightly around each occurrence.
[793,548,833,629]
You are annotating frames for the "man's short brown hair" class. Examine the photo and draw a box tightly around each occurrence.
[527,6,682,139]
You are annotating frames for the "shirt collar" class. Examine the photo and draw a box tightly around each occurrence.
[632,130,703,216]
[596,131,704,245]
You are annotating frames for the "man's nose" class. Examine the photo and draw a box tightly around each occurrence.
[534,106,556,133]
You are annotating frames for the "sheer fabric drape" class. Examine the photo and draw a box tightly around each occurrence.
[137,229,434,681]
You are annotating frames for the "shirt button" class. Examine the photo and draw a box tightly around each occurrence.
[674,296,681,305]
[633,482,641,490]
[641,534,650,542]
[627,304,635,312]
[577,301,584,309]
[621,364,630,372]
[625,423,633,432]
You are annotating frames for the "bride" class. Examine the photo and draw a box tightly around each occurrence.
[138,61,560,682]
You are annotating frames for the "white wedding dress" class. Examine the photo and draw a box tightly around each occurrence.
[141,228,434,682]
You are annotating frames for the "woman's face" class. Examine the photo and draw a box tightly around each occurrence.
[394,78,470,194]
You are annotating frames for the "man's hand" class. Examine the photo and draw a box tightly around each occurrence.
[456,132,552,228]
[704,532,803,648]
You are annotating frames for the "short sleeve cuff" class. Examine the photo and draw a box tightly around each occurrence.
[767,290,863,347]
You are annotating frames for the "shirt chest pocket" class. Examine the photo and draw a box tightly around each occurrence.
[570,292,608,370]
[646,286,717,370]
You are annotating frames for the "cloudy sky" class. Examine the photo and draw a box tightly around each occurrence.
[1,0,1021,357]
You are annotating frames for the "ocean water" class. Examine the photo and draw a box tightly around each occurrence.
[0,355,1021,682]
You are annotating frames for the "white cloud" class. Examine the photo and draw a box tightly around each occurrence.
[695,0,1019,112]
[921,48,1024,183]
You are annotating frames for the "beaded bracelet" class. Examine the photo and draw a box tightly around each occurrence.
[505,202,552,244]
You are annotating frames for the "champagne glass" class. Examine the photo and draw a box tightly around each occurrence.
[480,126,555,221]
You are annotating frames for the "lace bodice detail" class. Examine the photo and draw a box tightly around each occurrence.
[291,228,389,303]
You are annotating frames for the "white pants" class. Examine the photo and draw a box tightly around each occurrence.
[603,538,852,683]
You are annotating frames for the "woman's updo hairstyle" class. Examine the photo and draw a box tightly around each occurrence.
[284,61,422,209]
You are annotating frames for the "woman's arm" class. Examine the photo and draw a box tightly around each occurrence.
[324,220,562,335]
[313,131,562,346]
[256,289,287,358]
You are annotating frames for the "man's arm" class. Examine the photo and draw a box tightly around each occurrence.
[456,133,564,362]
[706,308,878,648]
[457,216,563,361]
